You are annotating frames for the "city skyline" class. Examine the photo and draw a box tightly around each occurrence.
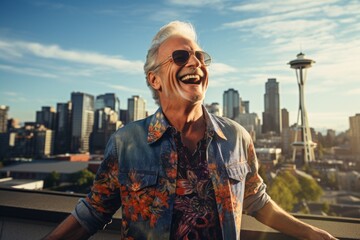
[1,0,359,133]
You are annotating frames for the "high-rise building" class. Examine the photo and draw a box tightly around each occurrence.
[36,106,56,130]
[119,109,129,125]
[242,101,250,114]
[8,125,36,158]
[127,95,146,123]
[71,92,94,153]
[223,88,240,120]
[7,118,20,131]
[281,108,289,130]
[349,113,360,159]
[95,93,120,114]
[205,102,222,116]
[54,102,72,154]
[35,127,54,157]
[262,78,281,134]
[0,106,10,159]
[92,93,122,154]
[0,105,9,133]
[92,107,123,154]
[238,113,261,141]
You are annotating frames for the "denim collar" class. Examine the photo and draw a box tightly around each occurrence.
[147,106,227,144]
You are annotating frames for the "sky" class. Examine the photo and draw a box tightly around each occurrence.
[0,0,359,133]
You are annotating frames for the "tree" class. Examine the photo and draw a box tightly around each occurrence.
[267,170,323,212]
[72,169,95,187]
[298,175,323,201]
[44,171,61,188]
[268,172,300,211]
[258,165,269,185]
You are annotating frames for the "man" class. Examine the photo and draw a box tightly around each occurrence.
[44,21,337,240]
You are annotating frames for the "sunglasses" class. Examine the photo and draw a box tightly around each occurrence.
[153,50,211,71]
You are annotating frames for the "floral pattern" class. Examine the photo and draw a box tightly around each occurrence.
[170,132,222,240]
[78,107,269,240]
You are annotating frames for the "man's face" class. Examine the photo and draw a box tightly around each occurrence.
[152,35,209,106]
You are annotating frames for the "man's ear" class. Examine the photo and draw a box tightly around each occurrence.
[147,71,161,90]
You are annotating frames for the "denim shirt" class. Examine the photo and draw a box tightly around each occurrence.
[73,107,270,240]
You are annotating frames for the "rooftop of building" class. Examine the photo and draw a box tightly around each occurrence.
[0,187,359,240]
[0,161,88,174]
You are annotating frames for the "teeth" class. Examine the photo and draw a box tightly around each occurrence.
[181,75,200,81]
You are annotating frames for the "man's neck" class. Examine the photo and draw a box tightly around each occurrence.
[162,103,204,132]
[161,102,206,153]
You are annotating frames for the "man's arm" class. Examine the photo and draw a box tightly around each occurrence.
[42,214,90,240]
[255,199,338,240]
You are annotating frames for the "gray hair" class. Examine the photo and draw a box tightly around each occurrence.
[144,21,198,104]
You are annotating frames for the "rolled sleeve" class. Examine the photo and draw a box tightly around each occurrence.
[71,134,121,235]
[72,198,112,235]
[243,141,271,215]
[243,182,271,215]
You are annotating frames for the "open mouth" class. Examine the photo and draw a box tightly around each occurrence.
[178,74,202,85]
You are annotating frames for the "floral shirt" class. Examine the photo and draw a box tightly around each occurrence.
[170,131,222,240]
[72,107,270,240]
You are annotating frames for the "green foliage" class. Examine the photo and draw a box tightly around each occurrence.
[297,175,323,201]
[267,170,323,212]
[268,175,298,211]
[258,165,269,185]
[322,202,330,214]
[71,169,95,187]
[44,171,61,188]
[316,142,324,160]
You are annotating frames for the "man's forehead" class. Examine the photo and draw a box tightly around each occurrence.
[159,35,200,54]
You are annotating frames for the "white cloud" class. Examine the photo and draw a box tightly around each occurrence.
[306,111,350,131]
[231,0,340,14]
[106,84,148,94]
[0,64,58,78]
[168,0,224,7]
[0,39,144,74]
[208,62,238,76]
[221,0,360,99]
[3,91,19,97]
[346,88,360,95]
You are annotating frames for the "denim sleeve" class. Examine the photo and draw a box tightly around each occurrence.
[71,198,113,235]
[243,141,271,215]
[72,134,121,235]
[243,182,271,215]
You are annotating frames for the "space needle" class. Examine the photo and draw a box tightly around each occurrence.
[288,52,317,166]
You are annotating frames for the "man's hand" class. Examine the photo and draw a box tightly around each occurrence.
[255,200,338,240]
[302,225,338,240]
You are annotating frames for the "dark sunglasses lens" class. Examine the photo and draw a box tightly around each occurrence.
[172,50,190,66]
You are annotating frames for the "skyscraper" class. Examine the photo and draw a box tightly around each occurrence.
[95,93,120,114]
[92,107,122,154]
[349,113,360,160]
[36,106,56,130]
[281,108,289,130]
[92,93,122,154]
[0,105,10,159]
[242,101,250,114]
[35,126,54,157]
[223,88,240,120]
[127,95,146,123]
[54,102,72,154]
[205,102,222,116]
[0,105,9,133]
[71,92,94,153]
[262,78,281,134]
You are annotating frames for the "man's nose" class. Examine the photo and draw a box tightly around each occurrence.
[186,53,201,68]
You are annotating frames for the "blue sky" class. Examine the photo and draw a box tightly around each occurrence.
[0,0,359,133]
